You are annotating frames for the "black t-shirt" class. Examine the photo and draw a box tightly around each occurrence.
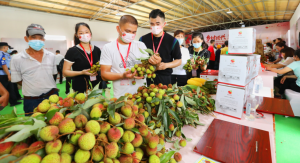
[139,32,182,76]
[64,45,101,93]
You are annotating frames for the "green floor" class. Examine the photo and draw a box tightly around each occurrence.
[0,82,300,162]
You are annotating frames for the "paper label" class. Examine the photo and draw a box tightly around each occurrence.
[90,76,96,81]
[192,70,197,77]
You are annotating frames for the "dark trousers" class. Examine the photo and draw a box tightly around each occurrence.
[0,75,18,104]
[208,60,215,70]
[65,77,72,94]
[13,83,21,99]
[279,78,300,95]
[147,74,171,86]
[24,88,59,115]
[53,66,63,84]
[171,75,187,86]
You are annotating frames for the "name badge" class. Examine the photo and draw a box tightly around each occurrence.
[90,76,96,81]
[120,79,130,86]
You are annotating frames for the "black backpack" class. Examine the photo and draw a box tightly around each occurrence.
[58,59,64,71]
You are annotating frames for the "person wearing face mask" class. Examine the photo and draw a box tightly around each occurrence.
[171,30,190,86]
[10,24,58,114]
[140,9,182,86]
[63,22,102,93]
[0,42,21,107]
[188,32,210,78]
[101,15,157,98]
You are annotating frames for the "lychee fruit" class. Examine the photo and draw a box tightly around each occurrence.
[58,118,76,134]
[116,127,124,137]
[20,154,41,163]
[41,153,60,163]
[74,114,87,128]
[132,81,136,85]
[159,134,165,139]
[108,112,121,125]
[174,152,182,162]
[146,145,157,156]
[90,107,102,119]
[61,142,75,155]
[169,124,174,131]
[62,97,74,107]
[40,126,59,141]
[177,101,183,108]
[149,155,160,163]
[60,153,72,163]
[169,158,177,163]
[85,120,101,135]
[135,148,144,161]
[49,94,59,104]
[75,93,86,104]
[173,94,180,101]
[156,152,163,158]
[144,111,149,118]
[122,131,135,143]
[119,155,133,163]
[131,133,143,147]
[38,102,51,112]
[136,114,145,123]
[159,138,165,145]
[70,130,84,145]
[49,112,64,126]
[0,139,14,155]
[144,131,152,144]
[100,122,111,134]
[123,118,135,130]
[107,128,122,142]
[179,139,186,147]
[175,130,181,137]
[11,142,28,157]
[122,142,134,154]
[28,141,44,154]
[162,85,168,89]
[156,122,161,128]
[78,132,96,150]
[105,142,119,158]
[45,139,62,154]
[98,133,108,146]
[132,105,139,115]
[74,149,90,163]
[146,97,152,103]
[92,146,104,161]
[110,97,118,102]
[139,126,148,137]
[121,105,133,117]
[57,100,63,106]
[148,135,159,149]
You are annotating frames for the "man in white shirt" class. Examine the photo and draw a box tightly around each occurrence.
[10,24,58,114]
[54,50,64,84]
[100,15,161,98]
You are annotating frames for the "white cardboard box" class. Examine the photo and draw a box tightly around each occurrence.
[228,28,256,54]
[215,81,254,119]
[218,55,253,87]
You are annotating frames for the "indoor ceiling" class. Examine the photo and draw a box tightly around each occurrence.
[0,0,299,33]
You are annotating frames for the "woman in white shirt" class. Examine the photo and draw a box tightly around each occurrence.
[171,30,190,86]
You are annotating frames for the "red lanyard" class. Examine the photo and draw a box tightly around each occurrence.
[151,32,165,54]
[116,39,131,68]
[79,43,93,67]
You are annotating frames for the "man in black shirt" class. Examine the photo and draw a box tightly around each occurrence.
[140,9,182,86]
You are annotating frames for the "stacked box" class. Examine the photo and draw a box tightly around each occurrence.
[200,70,219,81]
[228,28,256,54]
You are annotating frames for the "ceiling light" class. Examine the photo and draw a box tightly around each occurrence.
[116,12,122,15]
[191,29,194,32]
[227,9,232,14]
[239,21,244,25]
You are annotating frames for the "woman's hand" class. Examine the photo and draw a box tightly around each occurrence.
[198,60,204,65]
[280,76,287,84]
[81,69,97,76]
[123,70,144,79]
[192,64,198,70]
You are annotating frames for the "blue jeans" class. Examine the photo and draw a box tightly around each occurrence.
[24,89,59,115]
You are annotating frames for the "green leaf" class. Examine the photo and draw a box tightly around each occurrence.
[59,108,67,114]
[91,82,101,92]
[81,109,90,120]
[157,101,163,116]
[186,138,192,142]
[165,139,175,143]
[144,49,154,55]
[180,94,186,110]
[160,150,176,163]
[67,108,82,119]
[88,80,93,90]
[157,144,164,152]
[146,103,151,114]
[139,48,146,54]
[174,139,180,150]
[116,96,127,103]
[172,83,177,90]
[154,128,161,134]
[197,86,200,95]
[45,109,59,122]
[115,102,125,109]
[0,155,18,163]
[131,128,140,134]
[35,148,46,158]
[115,123,124,127]
[168,109,182,124]
[83,98,102,110]
[185,96,197,106]
[151,97,160,103]
[88,89,103,99]
[107,103,116,119]
[30,128,41,139]
[194,121,205,126]
[162,111,169,131]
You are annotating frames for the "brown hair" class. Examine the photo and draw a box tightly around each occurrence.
[281,47,295,59]
[174,30,184,37]
[119,15,138,26]
[276,42,287,48]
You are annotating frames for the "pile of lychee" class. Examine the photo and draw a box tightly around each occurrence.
[88,61,101,74]
[183,59,193,72]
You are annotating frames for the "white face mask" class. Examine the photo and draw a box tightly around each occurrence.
[79,33,91,43]
[151,26,163,35]
[119,27,136,43]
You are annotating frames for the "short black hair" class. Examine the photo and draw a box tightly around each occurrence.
[266,43,272,48]
[119,15,138,26]
[10,50,18,55]
[26,30,29,37]
[276,38,283,42]
[210,40,215,44]
[149,9,165,19]
[224,40,228,46]
[294,49,300,59]
[56,50,60,53]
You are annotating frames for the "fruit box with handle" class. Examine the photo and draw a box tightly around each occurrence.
[215,80,253,119]
[228,27,256,54]
[200,70,219,82]
[218,55,254,87]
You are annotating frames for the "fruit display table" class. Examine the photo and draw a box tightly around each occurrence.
[165,112,276,163]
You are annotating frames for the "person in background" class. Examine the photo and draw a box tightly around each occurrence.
[221,40,228,55]
[188,32,210,78]
[101,15,155,98]
[270,42,287,64]
[10,50,18,55]
[10,24,58,114]
[0,42,21,106]
[207,39,215,69]
[283,41,286,45]
[0,82,9,109]
[214,44,222,70]
[267,49,300,98]
[265,43,274,61]
[63,22,102,93]
[140,9,181,86]
[171,30,190,86]
[7,49,22,101]
[54,50,64,84]
[272,38,283,61]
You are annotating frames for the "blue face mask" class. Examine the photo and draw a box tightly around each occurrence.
[178,39,184,45]
[193,43,201,49]
[7,49,12,53]
[28,40,45,51]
